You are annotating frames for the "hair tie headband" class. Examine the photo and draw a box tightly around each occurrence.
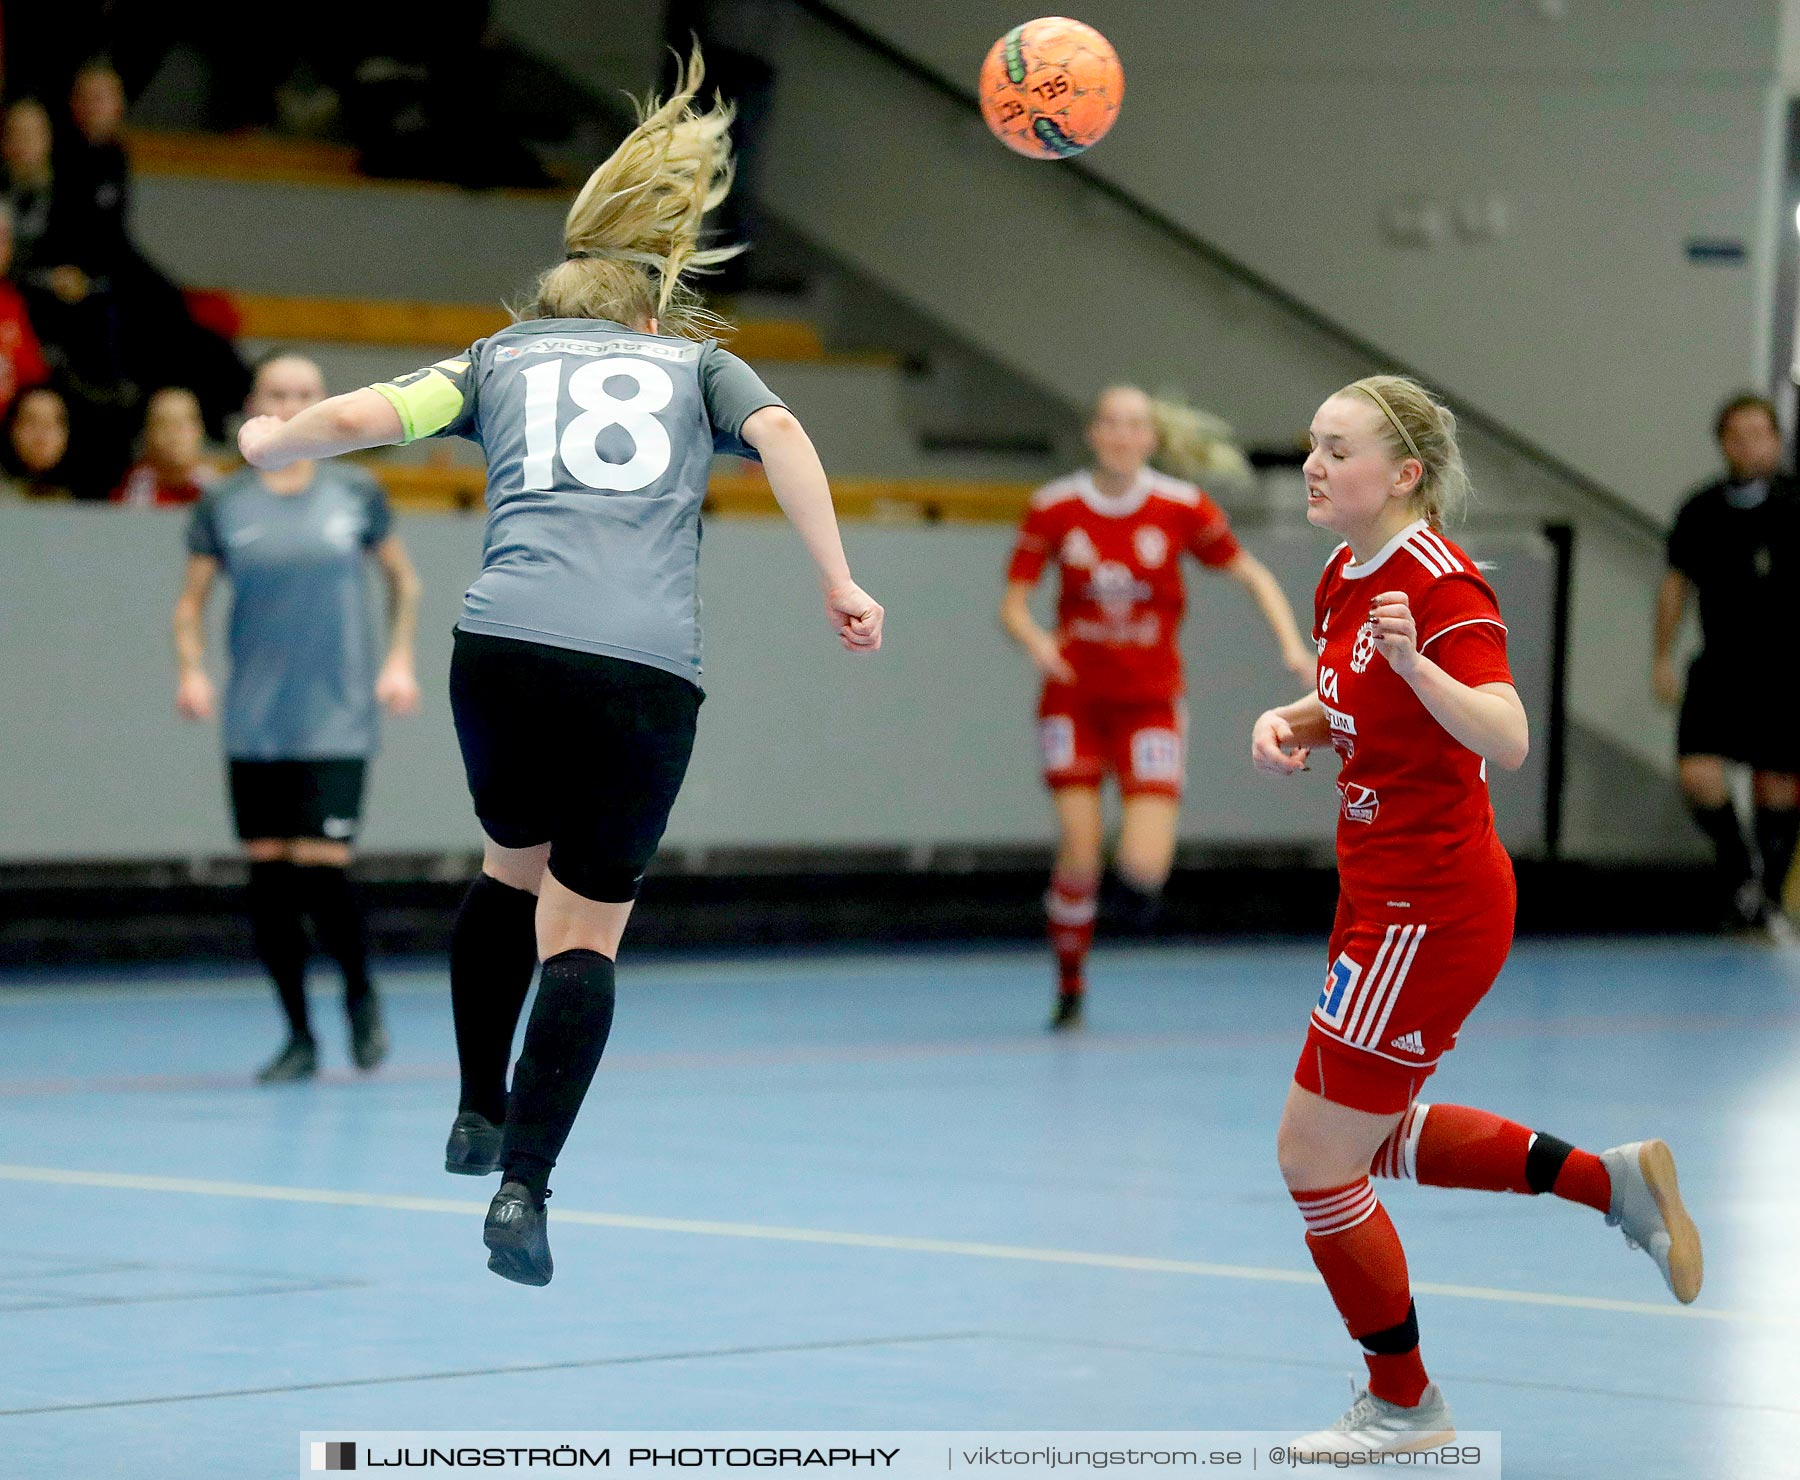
[566,249,595,261]
[1356,384,1424,465]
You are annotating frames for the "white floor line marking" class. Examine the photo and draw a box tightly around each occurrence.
[0,1163,1772,1327]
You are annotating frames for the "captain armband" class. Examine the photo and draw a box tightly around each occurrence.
[370,360,469,444]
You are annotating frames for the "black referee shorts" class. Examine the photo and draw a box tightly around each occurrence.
[448,629,701,903]
[1678,654,1800,773]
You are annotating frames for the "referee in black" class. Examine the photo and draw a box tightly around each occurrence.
[1654,392,1800,932]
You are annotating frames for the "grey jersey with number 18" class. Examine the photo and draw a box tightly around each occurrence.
[372,318,783,685]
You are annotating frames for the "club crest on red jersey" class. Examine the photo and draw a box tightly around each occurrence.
[1060,528,1100,569]
[1351,621,1377,674]
[1133,525,1169,569]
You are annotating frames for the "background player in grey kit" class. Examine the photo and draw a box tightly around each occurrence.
[173,353,423,1082]
[231,50,885,1285]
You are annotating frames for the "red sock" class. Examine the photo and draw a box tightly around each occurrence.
[1046,874,1096,996]
[1292,1179,1428,1407]
[1372,1102,1611,1214]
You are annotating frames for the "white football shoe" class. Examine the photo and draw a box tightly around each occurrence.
[1600,1138,1703,1304]
[1288,1380,1455,1459]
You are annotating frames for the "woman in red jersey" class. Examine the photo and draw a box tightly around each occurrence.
[1251,375,1702,1458]
[1004,385,1313,1030]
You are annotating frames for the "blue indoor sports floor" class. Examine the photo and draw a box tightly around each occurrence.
[1,938,1797,1479]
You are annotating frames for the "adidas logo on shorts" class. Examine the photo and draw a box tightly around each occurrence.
[1389,1030,1425,1055]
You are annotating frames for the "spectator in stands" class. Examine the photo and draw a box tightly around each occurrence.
[110,385,218,507]
[1654,392,1800,933]
[0,205,51,416]
[60,59,130,256]
[2,97,63,277]
[2,94,132,413]
[0,383,75,500]
[54,57,252,444]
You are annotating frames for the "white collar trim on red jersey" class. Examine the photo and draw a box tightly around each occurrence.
[1076,468,1154,519]
[1341,519,1433,580]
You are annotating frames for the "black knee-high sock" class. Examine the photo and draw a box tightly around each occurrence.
[501,948,616,1201]
[1755,807,1800,907]
[296,864,372,1007]
[1689,802,1752,896]
[451,874,540,1123]
[247,860,311,1040]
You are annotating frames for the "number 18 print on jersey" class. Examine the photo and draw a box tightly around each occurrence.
[371,318,784,684]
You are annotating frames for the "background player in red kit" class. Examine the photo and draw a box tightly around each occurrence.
[1251,375,1703,1457]
[1003,385,1313,1030]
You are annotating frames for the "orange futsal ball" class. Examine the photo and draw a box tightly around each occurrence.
[979,16,1123,160]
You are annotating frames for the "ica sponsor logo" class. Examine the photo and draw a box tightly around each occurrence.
[1088,560,1149,621]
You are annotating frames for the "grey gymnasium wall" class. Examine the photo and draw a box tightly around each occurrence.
[802,0,1788,526]
[491,0,1786,518]
[0,507,1552,864]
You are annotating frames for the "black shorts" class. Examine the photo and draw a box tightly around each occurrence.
[228,759,368,843]
[448,629,701,903]
[1678,655,1800,772]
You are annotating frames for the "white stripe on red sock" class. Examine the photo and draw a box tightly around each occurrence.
[1294,1178,1379,1235]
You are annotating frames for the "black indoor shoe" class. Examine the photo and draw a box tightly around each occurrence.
[347,995,390,1071]
[444,1111,503,1176]
[256,1036,318,1084]
[484,1182,553,1286]
[1049,993,1085,1033]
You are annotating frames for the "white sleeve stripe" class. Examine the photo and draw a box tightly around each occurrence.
[1418,617,1507,651]
[1416,529,1466,572]
[1029,472,1092,511]
[1404,537,1449,578]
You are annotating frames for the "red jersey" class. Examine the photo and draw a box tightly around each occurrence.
[1313,519,1515,914]
[0,283,49,416]
[1007,469,1242,701]
[110,460,217,508]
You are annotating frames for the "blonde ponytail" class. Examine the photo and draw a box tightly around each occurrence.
[526,46,744,339]
[1145,395,1253,488]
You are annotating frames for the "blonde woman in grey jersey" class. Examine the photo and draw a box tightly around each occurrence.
[235,50,884,1285]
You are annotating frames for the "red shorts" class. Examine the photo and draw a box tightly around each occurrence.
[1037,687,1186,798]
[1293,881,1516,1114]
